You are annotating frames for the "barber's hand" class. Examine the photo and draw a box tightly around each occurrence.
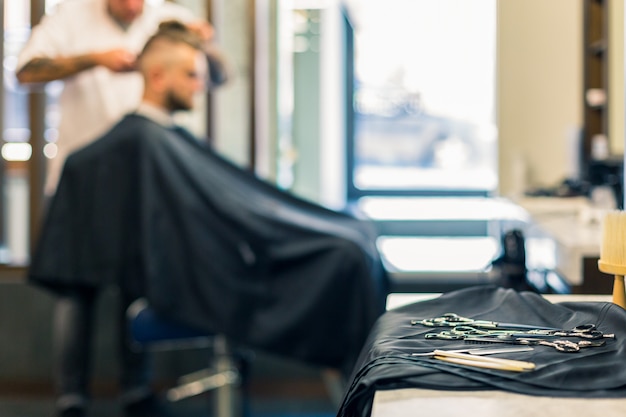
[186,21,216,44]
[93,49,137,72]
[185,20,231,86]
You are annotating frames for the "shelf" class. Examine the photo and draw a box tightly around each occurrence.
[587,39,607,55]
[582,0,609,165]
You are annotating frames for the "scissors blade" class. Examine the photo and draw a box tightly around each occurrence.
[475,321,561,331]
[463,336,530,346]
[411,346,534,356]
[466,346,535,355]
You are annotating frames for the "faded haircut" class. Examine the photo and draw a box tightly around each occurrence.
[139,20,203,59]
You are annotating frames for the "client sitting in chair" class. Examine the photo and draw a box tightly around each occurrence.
[28,20,389,417]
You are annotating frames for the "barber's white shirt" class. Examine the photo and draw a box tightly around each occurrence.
[17,0,194,194]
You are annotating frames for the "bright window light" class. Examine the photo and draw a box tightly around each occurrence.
[2,143,32,161]
[359,197,530,221]
[377,236,499,272]
[351,0,497,192]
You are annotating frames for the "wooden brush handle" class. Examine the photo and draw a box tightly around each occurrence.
[613,275,626,309]
[433,355,531,372]
[432,350,535,371]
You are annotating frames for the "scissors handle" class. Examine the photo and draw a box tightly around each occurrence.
[535,340,579,352]
[510,337,580,352]
[550,330,605,339]
[425,332,464,340]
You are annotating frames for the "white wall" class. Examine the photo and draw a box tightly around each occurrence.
[497,0,583,197]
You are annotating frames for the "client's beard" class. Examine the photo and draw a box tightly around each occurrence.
[165,90,192,112]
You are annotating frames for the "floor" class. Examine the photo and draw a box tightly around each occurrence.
[0,371,338,417]
[0,393,336,417]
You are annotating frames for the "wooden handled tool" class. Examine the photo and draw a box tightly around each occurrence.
[598,211,626,309]
[431,349,535,372]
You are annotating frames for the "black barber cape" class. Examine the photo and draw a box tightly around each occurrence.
[29,114,389,373]
[337,286,626,417]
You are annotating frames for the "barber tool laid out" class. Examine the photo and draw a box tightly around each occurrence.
[411,346,536,372]
[413,313,614,338]
[422,323,613,340]
[423,324,611,356]
[597,210,626,309]
[410,308,617,358]
[336,286,626,417]
[409,313,613,370]
[462,336,605,352]
[417,318,614,352]
[412,312,561,330]
[424,350,534,372]
[412,313,614,357]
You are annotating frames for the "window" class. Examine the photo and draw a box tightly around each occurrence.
[347,0,497,198]
[2,0,31,265]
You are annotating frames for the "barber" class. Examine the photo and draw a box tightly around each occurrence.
[17,1,229,417]
[17,0,229,194]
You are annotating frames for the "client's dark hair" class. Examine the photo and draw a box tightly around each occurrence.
[140,20,203,57]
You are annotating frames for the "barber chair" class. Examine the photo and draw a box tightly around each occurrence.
[127,298,247,417]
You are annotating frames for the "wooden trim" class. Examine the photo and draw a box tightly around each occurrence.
[28,0,47,258]
[248,0,257,171]
[0,265,28,282]
[582,0,609,169]
[0,0,5,246]
[0,377,334,402]
[205,0,214,143]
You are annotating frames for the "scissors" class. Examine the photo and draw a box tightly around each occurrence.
[545,324,615,340]
[464,336,584,353]
[521,338,580,353]
[576,339,606,348]
[518,338,605,351]
[413,313,560,331]
[424,326,558,340]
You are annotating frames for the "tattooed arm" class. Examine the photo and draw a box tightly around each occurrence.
[16,48,138,84]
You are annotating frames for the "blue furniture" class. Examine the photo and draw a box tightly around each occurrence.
[127,298,245,417]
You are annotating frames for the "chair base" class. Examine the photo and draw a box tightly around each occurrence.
[167,369,239,402]
[127,299,247,417]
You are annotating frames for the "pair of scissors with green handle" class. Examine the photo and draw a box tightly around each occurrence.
[425,326,613,340]
[424,325,532,340]
[412,313,560,331]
